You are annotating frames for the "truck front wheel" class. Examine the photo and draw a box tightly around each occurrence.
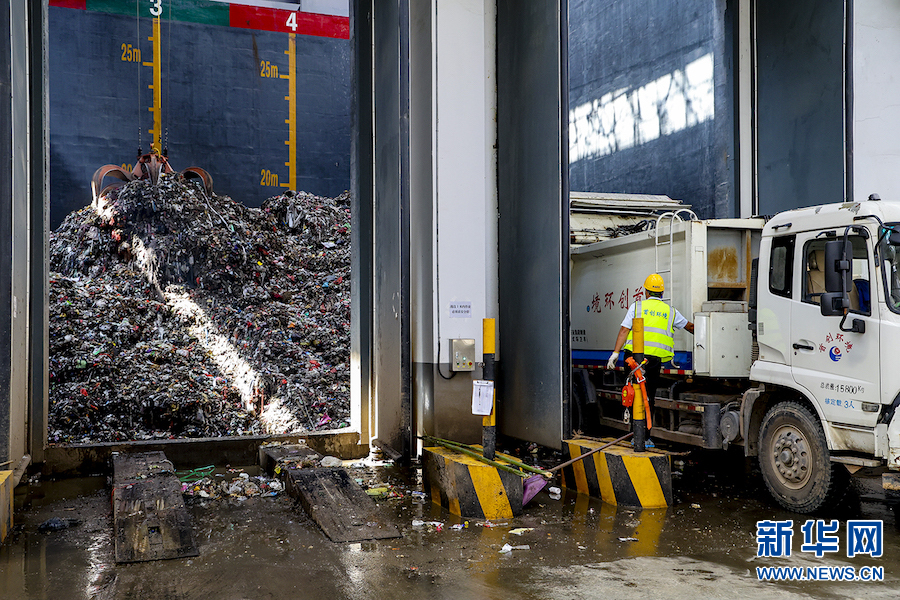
[758,401,845,513]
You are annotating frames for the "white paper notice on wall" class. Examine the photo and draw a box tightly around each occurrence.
[449,301,472,318]
[472,380,494,416]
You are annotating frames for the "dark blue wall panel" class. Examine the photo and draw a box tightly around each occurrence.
[48,6,350,228]
[1,0,13,460]
[568,0,735,218]
[498,0,569,449]
[755,0,845,214]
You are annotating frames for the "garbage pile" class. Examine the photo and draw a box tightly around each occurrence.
[49,174,351,443]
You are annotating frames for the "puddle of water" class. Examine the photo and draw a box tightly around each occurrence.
[1,456,899,599]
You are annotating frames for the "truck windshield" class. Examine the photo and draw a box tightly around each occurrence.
[881,223,900,313]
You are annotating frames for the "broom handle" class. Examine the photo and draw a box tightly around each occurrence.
[424,436,551,477]
[422,436,529,478]
[548,432,634,473]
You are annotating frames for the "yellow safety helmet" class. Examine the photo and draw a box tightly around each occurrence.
[644,273,664,293]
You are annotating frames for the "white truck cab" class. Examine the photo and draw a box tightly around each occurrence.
[749,200,900,510]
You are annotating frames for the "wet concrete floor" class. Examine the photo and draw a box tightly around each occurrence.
[2,450,900,599]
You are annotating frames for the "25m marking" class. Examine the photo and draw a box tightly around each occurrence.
[121,44,141,63]
[260,60,280,79]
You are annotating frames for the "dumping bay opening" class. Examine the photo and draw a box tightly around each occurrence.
[44,2,355,453]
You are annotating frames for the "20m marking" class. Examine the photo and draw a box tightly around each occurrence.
[260,169,279,187]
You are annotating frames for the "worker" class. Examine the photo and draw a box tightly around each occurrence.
[606,273,694,417]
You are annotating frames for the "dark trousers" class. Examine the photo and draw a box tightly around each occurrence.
[623,351,662,409]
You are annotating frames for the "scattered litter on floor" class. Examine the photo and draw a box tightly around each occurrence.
[499,543,530,553]
[37,517,82,533]
[181,471,283,500]
[412,520,444,531]
[176,465,217,483]
[477,521,508,528]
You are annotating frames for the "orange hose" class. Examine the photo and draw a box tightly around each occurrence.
[625,356,652,430]
[638,378,652,430]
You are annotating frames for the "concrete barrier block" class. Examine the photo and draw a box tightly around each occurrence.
[422,447,523,519]
[560,439,672,508]
[0,470,13,543]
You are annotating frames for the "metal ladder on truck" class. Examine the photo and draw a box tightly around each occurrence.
[654,209,697,368]
[654,209,698,303]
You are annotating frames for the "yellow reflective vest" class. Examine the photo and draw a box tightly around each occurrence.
[622,298,675,361]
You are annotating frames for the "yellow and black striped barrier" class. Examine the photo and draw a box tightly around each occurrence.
[560,438,672,508]
[0,471,12,543]
[422,446,523,519]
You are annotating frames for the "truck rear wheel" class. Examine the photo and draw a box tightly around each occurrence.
[758,401,845,513]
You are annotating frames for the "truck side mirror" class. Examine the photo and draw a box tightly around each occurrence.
[889,230,900,245]
[820,239,851,317]
[824,239,851,293]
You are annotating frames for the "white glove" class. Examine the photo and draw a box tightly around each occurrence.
[606,351,619,370]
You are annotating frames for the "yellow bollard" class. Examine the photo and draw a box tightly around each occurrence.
[629,316,647,452]
[632,317,644,355]
[482,318,497,460]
